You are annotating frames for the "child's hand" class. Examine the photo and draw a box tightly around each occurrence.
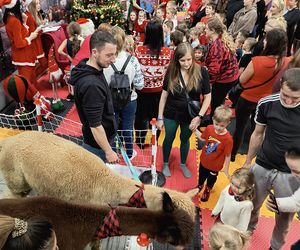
[194,129,201,139]
[223,169,230,179]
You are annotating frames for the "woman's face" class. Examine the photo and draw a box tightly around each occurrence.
[270,3,281,15]
[243,0,254,7]
[36,0,41,11]
[130,12,137,22]
[205,25,214,38]
[287,0,297,8]
[179,52,193,71]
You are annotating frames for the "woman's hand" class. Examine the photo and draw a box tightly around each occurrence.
[189,116,201,131]
[156,120,164,130]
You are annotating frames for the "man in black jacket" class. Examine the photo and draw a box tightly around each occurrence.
[70,30,119,163]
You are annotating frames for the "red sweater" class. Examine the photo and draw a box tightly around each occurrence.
[200,125,233,172]
[135,45,171,93]
[25,11,44,59]
[205,38,239,83]
[5,15,37,66]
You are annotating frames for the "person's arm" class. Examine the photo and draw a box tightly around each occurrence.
[221,155,231,179]
[267,187,300,213]
[243,124,266,168]
[239,61,254,85]
[212,187,226,216]
[132,56,144,90]
[189,93,211,131]
[195,129,205,141]
[58,39,72,61]
[156,90,169,130]
[91,126,119,163]
[132,0,143,10]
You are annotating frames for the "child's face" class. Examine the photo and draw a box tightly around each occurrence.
[166,10,173,20]
[156,9,164,19]
[242,40,250,51]
[213,120,229,135]
[138,11,145,20]
[230,177,247,195]
[163,24,171,33]
[205,6,215,16]
[130,12,137,22]
[194,49,203,60]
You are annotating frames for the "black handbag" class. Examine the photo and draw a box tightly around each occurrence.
[179,72,201,118]
[228,67,281,106]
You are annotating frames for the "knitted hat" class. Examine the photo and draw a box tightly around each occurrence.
[2,74,30,104]
[48,44,62,82]
[0,0,17,8]
[76,18,94,38]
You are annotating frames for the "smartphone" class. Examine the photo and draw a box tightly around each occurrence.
[268,190,280,215]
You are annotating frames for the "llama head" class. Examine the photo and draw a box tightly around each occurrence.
[154,192,195,247]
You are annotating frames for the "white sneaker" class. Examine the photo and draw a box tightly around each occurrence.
[129,149,137,161]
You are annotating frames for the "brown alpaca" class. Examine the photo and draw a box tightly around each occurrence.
[0,131,197,219]
[0,195,195,250]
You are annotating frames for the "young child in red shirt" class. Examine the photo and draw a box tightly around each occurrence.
[196,105,233,202]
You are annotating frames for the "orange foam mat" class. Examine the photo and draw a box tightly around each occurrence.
[201,208,300,250]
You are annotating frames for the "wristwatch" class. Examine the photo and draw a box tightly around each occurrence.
[198,114,204,119]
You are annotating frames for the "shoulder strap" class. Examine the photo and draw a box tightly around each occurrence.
[179,71,191,100]
[242,63,281,90]
[111,55,132,73]
[120,55,132,73]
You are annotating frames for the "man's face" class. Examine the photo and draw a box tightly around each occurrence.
[286,156,300,178]
[280,83,300,108]
[93,43,117,68]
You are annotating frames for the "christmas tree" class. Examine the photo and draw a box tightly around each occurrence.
[70,0,125,28]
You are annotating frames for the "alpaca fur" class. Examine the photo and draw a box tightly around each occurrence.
[0,195,195,250]
[0,131,196,219]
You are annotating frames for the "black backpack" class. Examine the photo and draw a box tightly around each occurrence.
[110,55,132,110]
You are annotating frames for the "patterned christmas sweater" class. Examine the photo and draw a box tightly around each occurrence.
[135,45,171,93]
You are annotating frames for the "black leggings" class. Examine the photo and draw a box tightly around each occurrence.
[231,97,257,157]
[198,163,219,189]
[210,81,235,121]
[135,91,161,148]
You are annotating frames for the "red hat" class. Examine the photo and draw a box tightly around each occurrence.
[3,74,30,104]
[0,0,17,8]
[76,18,89,25]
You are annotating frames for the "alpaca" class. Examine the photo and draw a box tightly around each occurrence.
[0,131,197,219]
[0,195,195,250]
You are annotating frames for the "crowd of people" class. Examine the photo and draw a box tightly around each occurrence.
[0,0,300,248]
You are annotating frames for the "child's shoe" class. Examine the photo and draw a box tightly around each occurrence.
[180,163,191,178]
[201,186,211,202]
[162,162,171,177]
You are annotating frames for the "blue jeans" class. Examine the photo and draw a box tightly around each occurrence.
[114,100,137,158]
[82,143,106,162]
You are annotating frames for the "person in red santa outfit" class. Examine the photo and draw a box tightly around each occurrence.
[1,0,51,114]
[25,0,48,77]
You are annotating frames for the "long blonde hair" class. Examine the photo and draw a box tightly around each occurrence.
[207,18,236,54]
[209,223,250,250]
[28,0,43,26]
[167,42,202,93]
[111,26,126,55]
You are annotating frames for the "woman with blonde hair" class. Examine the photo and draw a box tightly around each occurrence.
[0,215,57,250]
[157,42,211,178]
[204,17,239,123]
[103,26,144,159]
[209,223,250,250]
[27,0,48,77]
